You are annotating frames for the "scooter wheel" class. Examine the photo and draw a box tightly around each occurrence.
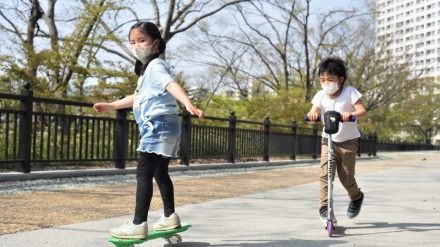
[166,234,182,245]
[327,222,333,237]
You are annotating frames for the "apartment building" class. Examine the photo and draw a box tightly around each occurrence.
[376,0,440,80]
[376,0,440,145]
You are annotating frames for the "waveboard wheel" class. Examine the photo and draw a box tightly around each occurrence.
[166,234,182,245]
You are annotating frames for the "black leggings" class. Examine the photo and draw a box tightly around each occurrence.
[133,152,175,224]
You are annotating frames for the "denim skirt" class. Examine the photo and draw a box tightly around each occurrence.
[137,114,181,157]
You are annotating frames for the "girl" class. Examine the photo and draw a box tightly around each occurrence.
[93,22,204,239]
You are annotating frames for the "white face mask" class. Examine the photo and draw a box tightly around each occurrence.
[321,83,339,95]
[131,40,157,64]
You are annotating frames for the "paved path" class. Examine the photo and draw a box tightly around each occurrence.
[0,158,439,247]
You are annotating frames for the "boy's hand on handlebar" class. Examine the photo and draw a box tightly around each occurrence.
[306,112,319,122]
[341,112,352,122]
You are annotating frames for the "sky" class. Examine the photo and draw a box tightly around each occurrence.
[309,0,355,11]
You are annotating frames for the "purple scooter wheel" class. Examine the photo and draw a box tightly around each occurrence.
[327,221,333,237]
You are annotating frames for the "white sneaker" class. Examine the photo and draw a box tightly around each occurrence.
[153,213,181,231]
[110,221,148,239]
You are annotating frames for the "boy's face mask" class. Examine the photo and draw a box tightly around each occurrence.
[321,82,339,95]
[131,40,157,64]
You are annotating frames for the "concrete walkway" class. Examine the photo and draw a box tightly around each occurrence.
[0,158,439,247]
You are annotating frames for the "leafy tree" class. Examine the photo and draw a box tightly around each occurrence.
[1,0,130,105]
[0,0,252,104]
[390,79,439,144]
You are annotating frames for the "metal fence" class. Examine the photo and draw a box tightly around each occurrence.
[1,83,436,173]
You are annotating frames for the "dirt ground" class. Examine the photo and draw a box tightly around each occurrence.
[0,152,438,236]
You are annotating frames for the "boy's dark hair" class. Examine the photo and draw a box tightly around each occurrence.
[318,57,347,85]
[129,22,167,76]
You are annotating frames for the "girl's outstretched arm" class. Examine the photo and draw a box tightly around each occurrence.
[166,81,204,119]
[93,95,134,113]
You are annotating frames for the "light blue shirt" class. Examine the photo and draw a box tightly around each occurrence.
[132,58,179,127]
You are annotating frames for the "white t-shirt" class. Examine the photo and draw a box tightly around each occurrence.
[311,86,362,142]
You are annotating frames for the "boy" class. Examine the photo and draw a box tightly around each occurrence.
[307,57,367,222]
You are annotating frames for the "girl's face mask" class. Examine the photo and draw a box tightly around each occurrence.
[131,40,157,64]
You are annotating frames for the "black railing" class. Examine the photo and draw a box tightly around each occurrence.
[1,83,436,173]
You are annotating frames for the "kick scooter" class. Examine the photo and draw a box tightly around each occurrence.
[305,111,355,237]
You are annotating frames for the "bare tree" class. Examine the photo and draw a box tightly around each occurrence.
[296,1,361,100]
[184,0,361,100]
[341,4,421,112]
[95,0,253,61]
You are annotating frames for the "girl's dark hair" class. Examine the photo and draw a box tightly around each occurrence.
[129,22,167,76]
[318,57,347,85]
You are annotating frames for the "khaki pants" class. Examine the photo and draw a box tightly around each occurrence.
[319,138,362,208]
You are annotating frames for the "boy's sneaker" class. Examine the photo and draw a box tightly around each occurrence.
[319,206,327,222]
[110,221,148,239]
[347,191,364,219]
[153,213,181,231]
[320,206,337,223]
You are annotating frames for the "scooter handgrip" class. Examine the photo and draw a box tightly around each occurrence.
[349,116,356,122]
[304,116,321,122]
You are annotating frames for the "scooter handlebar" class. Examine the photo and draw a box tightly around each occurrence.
[304,116,321,122]
[304,115,356,122]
